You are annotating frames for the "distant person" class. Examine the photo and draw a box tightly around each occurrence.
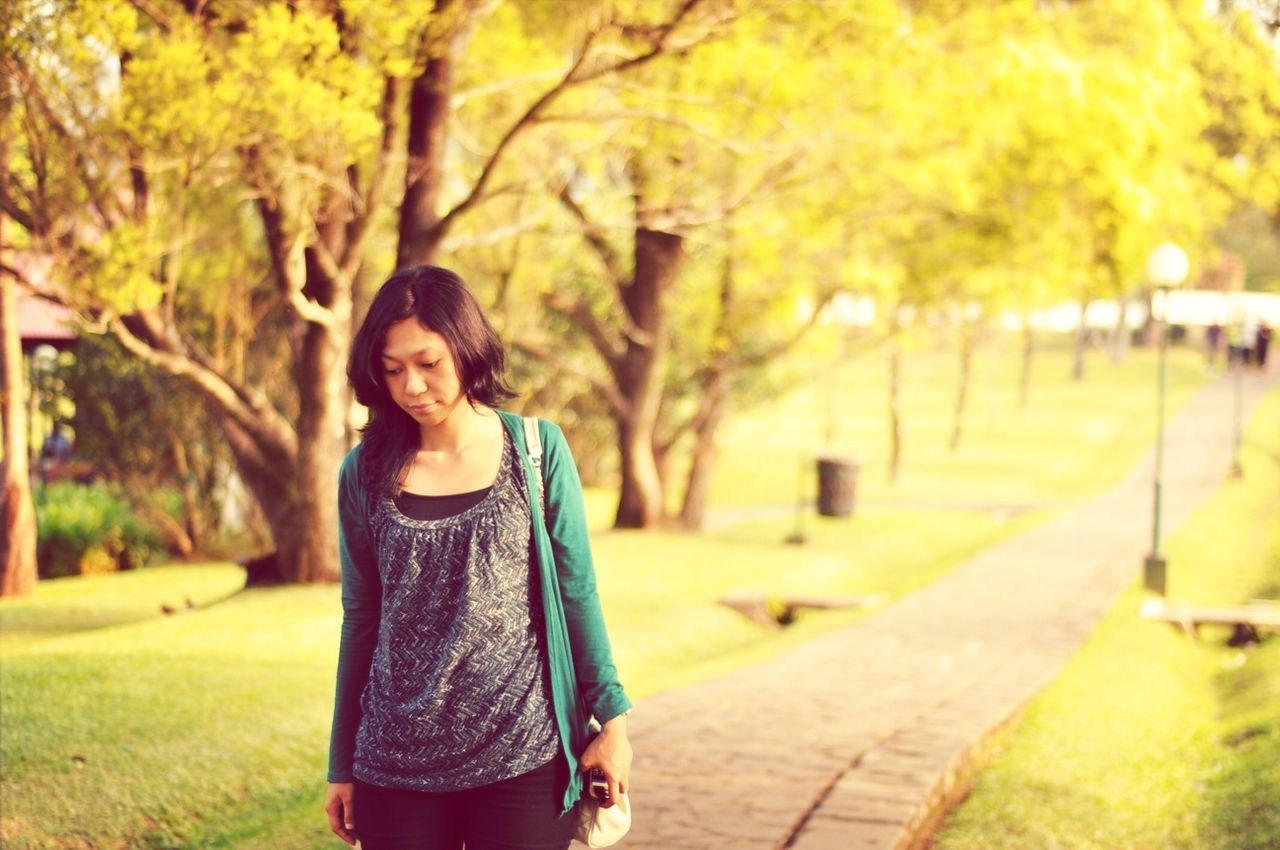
[1227,322,1245,368]
[1241,314,1259,366]
[1205,322,1223,367]
[1257,320,1272,370]
[324,266,632,850]
[41,423,73,463]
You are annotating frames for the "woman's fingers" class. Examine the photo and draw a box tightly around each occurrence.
[606,775,623,807]
[324,784,358,846]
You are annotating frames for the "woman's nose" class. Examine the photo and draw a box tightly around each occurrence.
[404,369,427,395]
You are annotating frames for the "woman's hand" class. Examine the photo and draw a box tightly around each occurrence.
[324,782,358,846]
[578,714,633,808]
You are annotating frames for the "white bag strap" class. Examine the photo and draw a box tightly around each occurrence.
[523,416,546,516]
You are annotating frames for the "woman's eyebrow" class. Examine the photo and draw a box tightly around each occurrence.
[381,348,444,362]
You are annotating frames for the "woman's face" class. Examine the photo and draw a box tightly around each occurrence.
[381,318,467,429]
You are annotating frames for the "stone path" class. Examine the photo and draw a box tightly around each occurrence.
[601,367,1278,850]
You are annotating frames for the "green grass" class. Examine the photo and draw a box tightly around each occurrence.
[0,335,1220,848]
[931,384,1280,850]
[0,575,342,849]
[705,336,1207,509]
[0,564,246,652]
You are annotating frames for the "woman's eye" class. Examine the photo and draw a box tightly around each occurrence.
[423,360,440,369]
[384,367,402,376]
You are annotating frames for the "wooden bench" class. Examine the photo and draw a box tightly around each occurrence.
[1140,598,1280,644]
[719,592,887,627]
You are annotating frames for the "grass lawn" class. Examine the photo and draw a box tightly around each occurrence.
[0,337,1217,848]
[930,383,1280,850]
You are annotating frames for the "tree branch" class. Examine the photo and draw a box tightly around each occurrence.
[101,309,298,464]
[0,188,36,234]
[730,287,841,371]
[541,291,628,370]
[249,165,337,330]
[511,338,628,419]
[18,76,122,232]
[339,75,406,282]
[286,258,338,329]
[432,34,597,241]
[125,0,175,33]
[554,183,625,285]
[576,0,716,85]
[432,0,715,245]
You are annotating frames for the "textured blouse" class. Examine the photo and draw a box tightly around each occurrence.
[350,432,560,791]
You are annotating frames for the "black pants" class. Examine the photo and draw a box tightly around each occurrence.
[353,760,576,850]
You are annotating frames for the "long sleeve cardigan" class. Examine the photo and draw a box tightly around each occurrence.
[328,411,631,813]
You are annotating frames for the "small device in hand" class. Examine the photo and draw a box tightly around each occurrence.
[587,768,610,802]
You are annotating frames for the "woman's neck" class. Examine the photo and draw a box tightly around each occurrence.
[417,402,495,453]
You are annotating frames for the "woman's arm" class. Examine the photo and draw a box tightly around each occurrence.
[541,422,633,799]
[541,423,631,724]
[325,448,381,843]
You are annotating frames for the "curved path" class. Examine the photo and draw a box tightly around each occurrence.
[600,367,1278,850]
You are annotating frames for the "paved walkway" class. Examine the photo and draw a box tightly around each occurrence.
[605,367,1278,850]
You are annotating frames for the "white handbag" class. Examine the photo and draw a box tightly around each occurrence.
[575,789,632,848]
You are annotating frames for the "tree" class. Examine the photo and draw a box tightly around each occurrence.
[502,0,919,527]
[63,334,230,558]
[3,0,723,581]
[0,279,38,597]
[0,58,37,596]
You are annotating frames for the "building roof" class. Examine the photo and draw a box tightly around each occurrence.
[17,294,77,351]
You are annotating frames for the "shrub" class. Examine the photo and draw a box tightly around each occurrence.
[35,482,164,578]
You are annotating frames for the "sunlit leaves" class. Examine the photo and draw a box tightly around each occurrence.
[223,4,381,164]
[78,220,164,313]
[116,31,230,163]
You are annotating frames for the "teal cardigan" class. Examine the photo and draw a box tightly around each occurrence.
[327,410,631,813]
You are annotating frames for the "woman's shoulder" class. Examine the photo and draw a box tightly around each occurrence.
[339,442,367,489]
[496,410,568,451]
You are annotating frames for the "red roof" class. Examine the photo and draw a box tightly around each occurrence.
[17,294,77,350]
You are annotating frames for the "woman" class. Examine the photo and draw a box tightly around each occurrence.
[324,265,632,850]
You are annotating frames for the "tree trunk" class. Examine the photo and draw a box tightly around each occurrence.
[122,479,195,559]
[288,320,344,584]
[1,108,37,596]
[678,369,728,530]
[397,51,452,268]
[678,235,735,532]
[1072,298,1089,381]
[1019,315,1034,409]
[614,414,664,528]
[1,278,38,597]
[949,321,975,452]
[612,228,681,528]
[887,309,904,486]
[168,433,207,549]
[1110,296,1130,364]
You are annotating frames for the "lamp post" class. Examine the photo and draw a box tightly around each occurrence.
[1144,242,1189,595]
[1229,293,1244,480]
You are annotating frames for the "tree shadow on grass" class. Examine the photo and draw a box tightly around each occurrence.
[1196,640,1280,850]
[0,572,246,651]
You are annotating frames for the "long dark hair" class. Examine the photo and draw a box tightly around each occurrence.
[348,265,515,496]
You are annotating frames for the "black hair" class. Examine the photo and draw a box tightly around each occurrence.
[348,265,515,496]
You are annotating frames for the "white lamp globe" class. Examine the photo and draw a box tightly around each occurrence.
[1147,243,1189,289]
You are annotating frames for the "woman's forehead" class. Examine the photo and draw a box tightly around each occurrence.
[382,318,448,359]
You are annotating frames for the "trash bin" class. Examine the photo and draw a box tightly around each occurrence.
[816,455,859,518]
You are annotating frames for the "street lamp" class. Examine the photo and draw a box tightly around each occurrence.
[1144,242,1189,595]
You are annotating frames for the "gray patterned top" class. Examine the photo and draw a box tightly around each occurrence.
[352,431,561,791]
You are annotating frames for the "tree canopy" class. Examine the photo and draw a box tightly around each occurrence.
[2,0,1278,588]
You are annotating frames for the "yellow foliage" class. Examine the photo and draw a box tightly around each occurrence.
[79,222,164,313]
